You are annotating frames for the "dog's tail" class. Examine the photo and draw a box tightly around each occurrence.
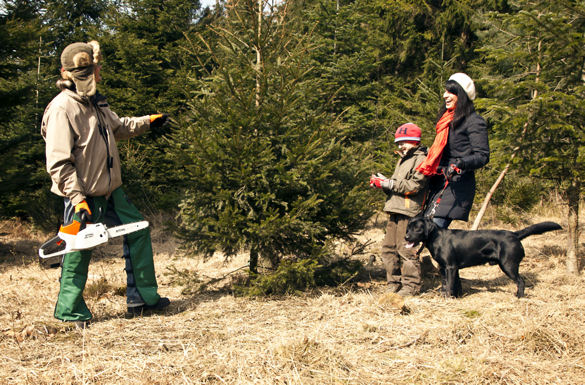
[514,221,562,240]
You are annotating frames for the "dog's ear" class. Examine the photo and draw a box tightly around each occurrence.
[406,216,421,237]
[423,217,437,237]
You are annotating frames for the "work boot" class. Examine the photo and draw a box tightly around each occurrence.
[397,287,419,297]
[126,297,170,317]
[72,320,91,330]
[386,282,401,293]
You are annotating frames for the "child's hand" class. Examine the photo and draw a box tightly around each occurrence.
[369,173,391,189]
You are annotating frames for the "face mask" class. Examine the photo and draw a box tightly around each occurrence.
[70,65,97,97]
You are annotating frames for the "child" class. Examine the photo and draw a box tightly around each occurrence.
[370,123,428,296]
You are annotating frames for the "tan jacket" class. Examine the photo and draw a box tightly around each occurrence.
[41,90,150,205]
[383,146,428,217]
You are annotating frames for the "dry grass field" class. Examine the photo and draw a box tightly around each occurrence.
[1,205,585,384]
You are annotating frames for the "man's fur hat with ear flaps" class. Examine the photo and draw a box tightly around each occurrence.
[56,40,101,97]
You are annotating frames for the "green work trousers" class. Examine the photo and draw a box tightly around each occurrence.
[54,187,160,321]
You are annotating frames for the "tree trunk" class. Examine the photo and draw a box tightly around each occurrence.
[472,161,511,230]
[35,36,42,123]
[566,181,581,275]
[255,0,262,107]
[333,0,339,55]
[250,246,258,274]
[249,247,259,274]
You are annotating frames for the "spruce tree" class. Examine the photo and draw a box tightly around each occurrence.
[99,0,205,212]
[0,0,114,226]
[41,0,107,48]
[0,0,57,224]
[475,0,585,273]
[304,0,490,173]
[172,0,375,271]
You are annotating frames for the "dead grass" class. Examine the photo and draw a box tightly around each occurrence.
[1,210,585,384]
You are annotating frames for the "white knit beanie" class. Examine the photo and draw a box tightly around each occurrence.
[449,73,476,101]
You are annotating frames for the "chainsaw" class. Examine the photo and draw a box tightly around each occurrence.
[38,218,149,268]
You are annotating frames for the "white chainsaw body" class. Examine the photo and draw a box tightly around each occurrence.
[38,221,149,259]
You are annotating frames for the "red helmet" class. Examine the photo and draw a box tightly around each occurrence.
[394,123,421,143]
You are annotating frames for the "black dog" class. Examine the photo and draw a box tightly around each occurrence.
[404,217,562,298]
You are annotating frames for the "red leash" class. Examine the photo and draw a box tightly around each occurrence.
[428,172,450,219]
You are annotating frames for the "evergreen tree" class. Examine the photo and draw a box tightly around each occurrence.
[0,0,121,226]
[0,0,205,222]
[99,0,205,212]
[0,0,57,223]
[475,0,585,273]
[173,0,375,271]
[40,0,108,49]
[304,0,491,174]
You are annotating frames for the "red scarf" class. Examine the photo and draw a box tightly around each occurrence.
[416,109,454,176]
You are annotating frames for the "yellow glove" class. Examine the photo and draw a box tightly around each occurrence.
[74,200,92,222]
[149,114,170,138]
[150,113,169,128]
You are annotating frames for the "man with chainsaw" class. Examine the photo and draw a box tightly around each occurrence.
[41,40,170,326]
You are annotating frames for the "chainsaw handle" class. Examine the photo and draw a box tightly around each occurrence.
[57,213,90,238]
[78,210,90,230]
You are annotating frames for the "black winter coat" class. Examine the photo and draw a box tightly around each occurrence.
[425,111,489,221]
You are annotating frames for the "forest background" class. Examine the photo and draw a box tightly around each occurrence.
[1,0,585,281]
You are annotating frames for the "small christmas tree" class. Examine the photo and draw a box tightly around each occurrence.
[172,0,375,272]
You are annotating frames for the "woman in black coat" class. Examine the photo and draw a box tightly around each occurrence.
[417,73,489,228]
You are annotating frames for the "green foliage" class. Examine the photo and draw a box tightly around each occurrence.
[474,0,585,191]
[173,0,376,267]
[495,176,544,212]
[0,0,56,223]
[41,0,108,48]
[234,257,364,296]
[236,258,321,296]
[165,265,205,296]
[98,0,206,212]
[483,173,546,224]
[304,0,488,173]
[314,257,365,287]
[2,0,584,277]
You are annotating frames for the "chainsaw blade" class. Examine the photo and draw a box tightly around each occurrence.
[106,221,149,238]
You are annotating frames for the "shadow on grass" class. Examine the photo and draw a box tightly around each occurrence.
[416,259,543,297]
[0,240,41,266]
[0,239,138,268]
[460,271,540,297]
[93,293,227,323]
